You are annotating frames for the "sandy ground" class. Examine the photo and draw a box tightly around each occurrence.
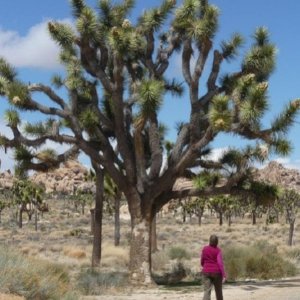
[82,277,300,300]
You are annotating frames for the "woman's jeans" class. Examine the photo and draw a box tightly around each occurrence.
[202,272,223,300]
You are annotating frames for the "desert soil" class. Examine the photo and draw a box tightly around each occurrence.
[82,277,300,300]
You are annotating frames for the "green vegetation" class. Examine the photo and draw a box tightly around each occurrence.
[77,269,128,295]
[0,245,78,300]
[168,246,191,260]
[223,241,297,281]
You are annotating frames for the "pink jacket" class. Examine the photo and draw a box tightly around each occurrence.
[200,245,226,279]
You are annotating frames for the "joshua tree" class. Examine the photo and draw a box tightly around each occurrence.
[278,189,300,246]
[12,179,44,230]
[104,174,122,246]
[1,0,300,284]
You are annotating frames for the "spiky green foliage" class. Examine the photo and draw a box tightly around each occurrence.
[51,74,65,88]
[137,79,165,116]
[174,0,219,40]
[270,137,291,156]
[242,27,276,80]
[24,119,58,137]
[221,33,244,61]
[164,79,184,97]
[14,145,33,162]
[0,57,16,82]
[65,60,84,90]
[0,76,9,95]
[173,0,199,32]
[209,95,232,131]
[76,7,99,41]
[271,101,300,133]
[35,148,58,163]
[187,5,219,40]
[98,0,135,29]
[79,108,100,132]
[59,47,78,65]
[193,170,221,190]
[70,0,86,18]
[12,179,44,205]
[242,180,279,206]
[7,81,29,108]
[254,26,270,46]
[4,109,20,127]
[108,25,145,56]
[239,82,268,125]
[164,140,174,156]
[220,145,268,174]
[138,0,176,32]
[48,22,76,49]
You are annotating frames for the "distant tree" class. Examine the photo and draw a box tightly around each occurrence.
[208,195,229,226]
[104,174,122,246]
[12,180,44,230]
[278,189,300,246]
[193,197,207,226]
[1,0,299,284]
[73,188,93,215]
[242,180,279,225]
[0,199,6,223]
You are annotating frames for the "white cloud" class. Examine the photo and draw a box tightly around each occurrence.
[0,121,14,171]
[0,19,72,70]
[207,147,229,161]
[273,157,300,171]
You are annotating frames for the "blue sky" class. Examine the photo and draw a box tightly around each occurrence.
[0,0,300,171]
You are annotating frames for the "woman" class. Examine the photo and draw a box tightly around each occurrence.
[200,234,226,300]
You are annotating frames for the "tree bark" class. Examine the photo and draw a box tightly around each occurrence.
[151,211,158,253]
[129,215,153,285]
[252,210,256,225]
[219,212,223,226]
[288,220,295,246]
[114,194,121,246]
[19,208,23,228]
[34,207,38,231]
[90,208,95,234]
[91,165,104,268]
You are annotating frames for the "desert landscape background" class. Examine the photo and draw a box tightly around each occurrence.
[0,160,300,299]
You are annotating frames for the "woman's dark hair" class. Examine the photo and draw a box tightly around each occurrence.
[209,234,218,247]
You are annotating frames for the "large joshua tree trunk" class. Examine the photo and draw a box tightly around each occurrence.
[151,212,158,253]
[128,196,154,285]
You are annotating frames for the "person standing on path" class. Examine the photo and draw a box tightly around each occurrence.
[200,234,226,300]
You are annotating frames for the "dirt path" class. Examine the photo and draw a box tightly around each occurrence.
[82,277,300,300]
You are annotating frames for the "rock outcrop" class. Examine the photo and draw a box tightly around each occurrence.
[0,169,14,189]
[255,161,300,192]
[0,160,94,194]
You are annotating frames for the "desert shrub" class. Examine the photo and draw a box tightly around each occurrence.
[77,269,128,295]
[285,247,300,261]
[168,246,191,260]
[223,241,297,281]
[151,250,169,271]
[0,245,76,300]
[69,228,85,237]
[154,262,188,285]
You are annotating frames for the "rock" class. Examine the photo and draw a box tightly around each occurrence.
[255,161,300,192]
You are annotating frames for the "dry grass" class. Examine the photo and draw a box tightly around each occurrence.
[63,246,87,259]
[101,243,129,269]
[0,197,299,296]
